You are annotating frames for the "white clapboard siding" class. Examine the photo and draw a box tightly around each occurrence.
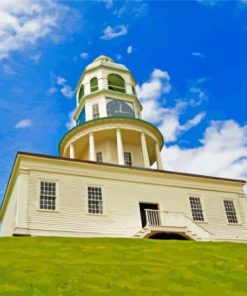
[2,154,247,242]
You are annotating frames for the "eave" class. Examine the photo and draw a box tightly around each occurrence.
[58,117,165,155]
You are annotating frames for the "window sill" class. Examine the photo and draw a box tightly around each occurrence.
[37,209,60,213]
[86,213,106,217]
[194,220,208,224]
[227,222,243,226]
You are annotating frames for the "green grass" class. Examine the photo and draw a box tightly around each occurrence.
[0,238,247,295]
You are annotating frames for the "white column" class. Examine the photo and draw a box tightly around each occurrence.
[125,83,132,95]
[141,132,150,168]
[155,142,164,170]
[89,132,95,161]
[69,144,75,159]
[116,129,124,165]
[98,74,106,91]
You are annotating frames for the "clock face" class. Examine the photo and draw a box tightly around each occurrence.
[107,100,135,118]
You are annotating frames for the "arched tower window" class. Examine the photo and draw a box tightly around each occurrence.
[132,85,136,95]
[78,84,84,102]
[108,74,126,93]
[90,77,98,92]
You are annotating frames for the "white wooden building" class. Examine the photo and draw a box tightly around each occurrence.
[1,56,247,242]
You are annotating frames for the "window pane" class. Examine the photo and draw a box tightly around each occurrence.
[96,152,103,163]
[90,78,98,92]
[92,103,100,119]
[224,200,238,224]
[88,186,103,214]
[189,197,204,222]
[124,152,132,166]
[79,84,84,101]
[40,182,56,211]
[107,74,126,93]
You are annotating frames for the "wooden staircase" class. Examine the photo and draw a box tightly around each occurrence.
[133,210,212,241]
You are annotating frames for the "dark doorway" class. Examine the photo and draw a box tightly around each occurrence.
[139,203,159,228]
[149,232,188,240]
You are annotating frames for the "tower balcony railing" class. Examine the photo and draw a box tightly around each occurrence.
[144,209,211,239]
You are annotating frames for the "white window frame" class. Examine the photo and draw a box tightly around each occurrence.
[86,184,105,215]
[222,199,239,225]
[92,103,100,119]
[36,179,59,212]
[188,196,206,223]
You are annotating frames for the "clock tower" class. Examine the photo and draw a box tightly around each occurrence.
[59,55,164,169]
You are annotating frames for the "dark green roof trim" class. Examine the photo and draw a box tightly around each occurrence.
[58,117,164,155]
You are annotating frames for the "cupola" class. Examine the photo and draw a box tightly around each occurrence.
[59,56,164,170]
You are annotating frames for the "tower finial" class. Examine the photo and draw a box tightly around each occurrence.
[93,55,113,63]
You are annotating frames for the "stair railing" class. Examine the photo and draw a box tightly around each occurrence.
[145,209,212,240]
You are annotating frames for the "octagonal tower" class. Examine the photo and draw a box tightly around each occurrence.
[59,55,164,170]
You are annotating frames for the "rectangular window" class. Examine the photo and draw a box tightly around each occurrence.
[92,103,100,119]
[124,152,132,166]
[88,186,103,214]
[224,200,238,224]
[40,181,56,211]
[189,197,204,222]
[96,152,103,163]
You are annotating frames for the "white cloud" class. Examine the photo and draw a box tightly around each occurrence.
[116,54,122,60]
[113,1,147,18]
[80,52,89,59]
[101,0,113,9]
[127,45,133,54]
[158,106,205,142]
[30,53,42,63]
[192,52,205,58]
[66,108,76,130]
[61,85,73,98]
[100,25,127,40]
[197,0,219,6]
[188,87,208,107]
[52,76,74,98]
[48,75,73,98]
[2,64,16,75]
[137,69,206,142]
[56,76,67,86]
[137,69,171,103]
[47,86,57,95]
[15,118,32,129]
[163,120,247,185]
[138,69,247,193]
[0,0,55,59]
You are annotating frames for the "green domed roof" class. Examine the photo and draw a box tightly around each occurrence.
[93,55,113,63]
[75,55,136,92]
[85,55,128,72]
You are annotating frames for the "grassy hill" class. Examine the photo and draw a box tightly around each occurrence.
[0,238,247,295]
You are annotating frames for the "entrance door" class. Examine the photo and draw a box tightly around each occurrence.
[139,203,159,228]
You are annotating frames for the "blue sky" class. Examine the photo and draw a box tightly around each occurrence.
[1,0,247,202]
